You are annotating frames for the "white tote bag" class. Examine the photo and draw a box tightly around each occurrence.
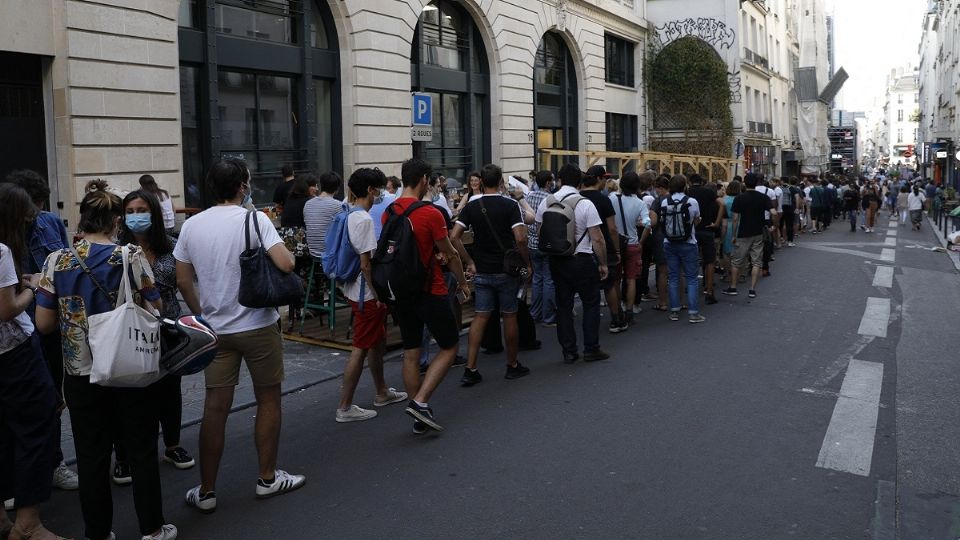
[88,246,164,387]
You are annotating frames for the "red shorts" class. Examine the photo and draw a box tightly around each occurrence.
[622,244,642,280]
[350,300,387,350]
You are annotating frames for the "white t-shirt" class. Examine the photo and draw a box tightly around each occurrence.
[908,192,926,211]
[173,205,282,334]
[341,210,377,302]
[609,193,651,245]
[159,195,176,229]
[432,193,452,218]
[0,244,33,354]
[534,185,602,254]
[756,186,779,219]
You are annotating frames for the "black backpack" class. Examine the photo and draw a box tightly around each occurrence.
[371,201,430,305]
[661,195,694,242]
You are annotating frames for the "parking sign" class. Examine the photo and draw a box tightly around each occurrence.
[411,93,433,141]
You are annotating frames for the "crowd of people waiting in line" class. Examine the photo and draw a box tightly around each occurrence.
[0,157,939,540]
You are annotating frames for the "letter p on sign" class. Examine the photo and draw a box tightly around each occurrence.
[411,93,433,141]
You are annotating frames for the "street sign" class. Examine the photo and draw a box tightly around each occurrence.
[411,93,433,142]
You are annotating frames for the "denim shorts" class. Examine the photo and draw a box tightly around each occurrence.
[473,273,520,314]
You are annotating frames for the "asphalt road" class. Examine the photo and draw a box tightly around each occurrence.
[37,211,960,539]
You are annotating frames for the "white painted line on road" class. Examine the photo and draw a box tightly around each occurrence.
[816,359,884,476]
[872,266,894,288]
[858,297,891,338]
[886,230,897,237]
[884,237,897,247]
[880,248,896,262]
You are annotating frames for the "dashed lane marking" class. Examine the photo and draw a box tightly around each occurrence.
[858,297,891,338]
[880,248,896,262]
[872,266,894,288]
[884,236,897,246]
[816,359,884,476]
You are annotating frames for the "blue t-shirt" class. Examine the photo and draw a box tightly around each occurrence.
[368,192,397,239]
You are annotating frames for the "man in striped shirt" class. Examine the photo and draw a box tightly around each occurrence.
[524,171,557,327]
[304,172,345,258]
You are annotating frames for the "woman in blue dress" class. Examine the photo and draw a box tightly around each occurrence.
[721,180,742,282]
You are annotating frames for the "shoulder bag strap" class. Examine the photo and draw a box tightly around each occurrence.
[478,197,509,253]
[69,244,113,301]
[616,194,628,232]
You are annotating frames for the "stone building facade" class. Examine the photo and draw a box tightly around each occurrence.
[0,0,649,228]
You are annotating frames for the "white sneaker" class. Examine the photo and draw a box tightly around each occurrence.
[184,486,217,514]
[52,461,79,490]
[142,524,178,540]
[335,404,377,422]
[3,498,13,511]
[255,469,306,499]
[373,388,408,407]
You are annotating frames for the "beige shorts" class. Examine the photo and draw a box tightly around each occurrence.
[204,323,285,388]
[732,234,764,268]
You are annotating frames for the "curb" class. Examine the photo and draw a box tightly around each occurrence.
[925,216,960,273]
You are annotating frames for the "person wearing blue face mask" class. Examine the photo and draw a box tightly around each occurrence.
[116,190,197,480]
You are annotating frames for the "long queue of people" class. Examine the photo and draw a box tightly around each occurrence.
[4,157,930,540]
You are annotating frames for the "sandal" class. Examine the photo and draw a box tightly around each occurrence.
[652,305,669,312]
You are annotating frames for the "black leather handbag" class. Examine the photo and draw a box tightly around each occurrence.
[238,210,305,308]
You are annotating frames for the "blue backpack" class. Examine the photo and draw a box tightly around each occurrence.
[322,205,366,286]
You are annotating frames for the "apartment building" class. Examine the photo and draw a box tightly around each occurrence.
[0,0,649,227]
[917,0,959,186]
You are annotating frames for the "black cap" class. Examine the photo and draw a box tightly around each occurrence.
[586,165,611,179]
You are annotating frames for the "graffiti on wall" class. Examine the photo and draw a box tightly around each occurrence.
[728,71,742,103]
[655,18,736,50]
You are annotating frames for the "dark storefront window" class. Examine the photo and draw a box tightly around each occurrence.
[179,66,204,208]
[215,1,296,44]
[606,113,638,176]
[535,32,578,172]
[178,0,340,206]
[412,1,490,182]
[604,34,635,87]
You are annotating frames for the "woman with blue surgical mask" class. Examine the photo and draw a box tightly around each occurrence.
[116,190,196,480]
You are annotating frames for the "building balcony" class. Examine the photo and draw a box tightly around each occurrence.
[746,121,774,139]
[743,48,770,72]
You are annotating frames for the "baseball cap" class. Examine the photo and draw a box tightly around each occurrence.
[586,165,612,179]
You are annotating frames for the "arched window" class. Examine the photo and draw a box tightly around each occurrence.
[177,0,341,207]
[411,1,490,182]
[534,32,578,171]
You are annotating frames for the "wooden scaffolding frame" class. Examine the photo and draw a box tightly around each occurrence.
[540,149,743,182]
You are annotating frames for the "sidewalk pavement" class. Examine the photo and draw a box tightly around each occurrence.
[59,339,358,465]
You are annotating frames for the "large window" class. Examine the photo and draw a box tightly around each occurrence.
[177,0,340,206]
[606,113,638,176]
[604,34,635,87]
[179,66,204,207]
[215,0,297,44]
[412,1,490,182]
[535,32,578,171]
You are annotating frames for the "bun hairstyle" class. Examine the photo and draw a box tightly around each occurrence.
[79,179,123,235]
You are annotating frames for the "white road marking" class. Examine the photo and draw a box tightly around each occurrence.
[858,297,891,338]
[872,266,894,288]
[816,359,884,476]
[887,230,897,237]
[880,248,896,262]
[884,237,897,246]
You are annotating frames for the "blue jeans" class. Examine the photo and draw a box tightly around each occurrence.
[663,241,700,315]
[473,273,520,314]
[529,250,556,324]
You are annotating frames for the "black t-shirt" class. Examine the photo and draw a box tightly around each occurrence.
[580,190,616,251]
[280,194,309,227]
[456,195,523,274]
[731,191,771,238]
[273,180,294,207]
[842,189,860,212]
[688,185,719,231]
